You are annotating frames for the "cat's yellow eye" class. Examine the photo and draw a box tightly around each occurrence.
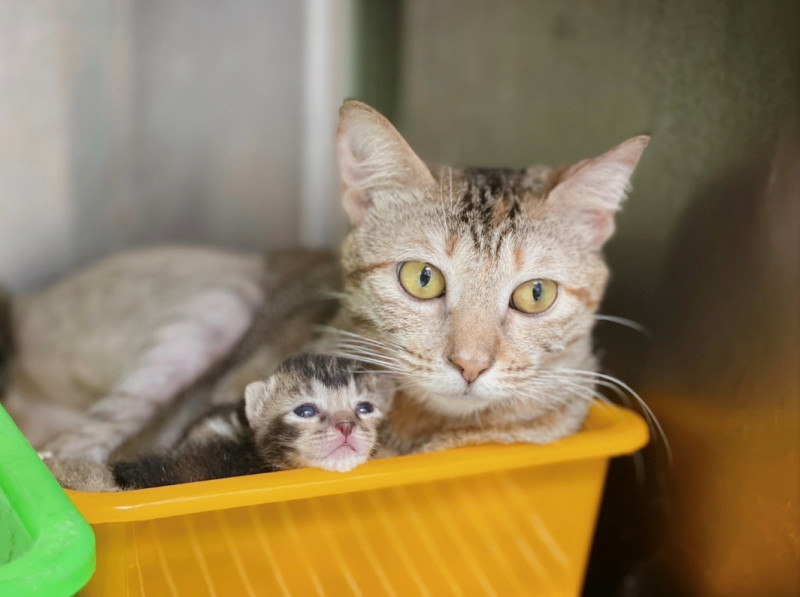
[510,279,558,314]
[398,261,445,300]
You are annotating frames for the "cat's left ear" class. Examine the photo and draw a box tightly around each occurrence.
[545,135,649,249]
[337,100,435,226]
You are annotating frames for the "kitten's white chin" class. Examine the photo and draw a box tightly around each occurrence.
[312,444,369,473]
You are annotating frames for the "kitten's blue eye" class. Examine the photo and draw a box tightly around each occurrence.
[355,402,374,415]
[293,404,317,418]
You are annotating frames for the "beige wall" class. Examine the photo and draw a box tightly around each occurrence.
[396,1,799,594]
[0,1,319,291]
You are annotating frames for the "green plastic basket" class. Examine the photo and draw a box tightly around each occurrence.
[0,405,95,596]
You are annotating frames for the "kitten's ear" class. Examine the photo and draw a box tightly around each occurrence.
[337,100,435,225]
[244,380,272,423]
[546,135,650,249]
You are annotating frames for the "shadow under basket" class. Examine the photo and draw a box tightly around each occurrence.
[67,403,648,597]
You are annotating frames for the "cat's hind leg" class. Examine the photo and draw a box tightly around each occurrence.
[42,288,262,462]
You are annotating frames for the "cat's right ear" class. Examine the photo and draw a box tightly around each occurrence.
[337,100,434,226]
[544,135,650,250]
[244,380,272,423]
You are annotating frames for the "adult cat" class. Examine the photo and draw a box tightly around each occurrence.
[2,100,648,462]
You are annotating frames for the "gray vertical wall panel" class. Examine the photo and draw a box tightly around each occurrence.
[1,0,306,291]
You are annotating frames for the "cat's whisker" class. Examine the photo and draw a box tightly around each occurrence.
[308,333,407,363]
[317,340,400,361]
[506,378,649,482]
[314,325,407,353]
[545,369,645,415]
[349,369,407,377]
[391,380,426,394]
[541,371,638,412]
[531,372,628,409]
[553,368,672,463]
[497,383,552,407]
[511,372,596,402]
[320,348,407,373]
[321,350,408,373]
[593,314,650,336]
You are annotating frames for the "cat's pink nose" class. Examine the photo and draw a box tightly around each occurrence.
[335,420,354,438]
[449,355,493,383]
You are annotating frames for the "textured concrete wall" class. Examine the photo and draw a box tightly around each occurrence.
[396,1,799,594]
[1,0,306,290]
[397,0,798,325]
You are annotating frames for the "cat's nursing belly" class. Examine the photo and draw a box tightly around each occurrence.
[7,246,341,460]
[13,247,267,410]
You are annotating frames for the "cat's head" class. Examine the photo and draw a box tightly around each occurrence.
[333,100,648,418]
[244,355,393,472]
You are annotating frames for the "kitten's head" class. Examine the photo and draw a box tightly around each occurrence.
[333,100,648,418]
[244,355,393,472]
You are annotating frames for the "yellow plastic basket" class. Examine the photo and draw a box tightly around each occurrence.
[67,403,647,596]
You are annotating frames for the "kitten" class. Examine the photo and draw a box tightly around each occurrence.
[3,101,648,462]
[48,355,393,491]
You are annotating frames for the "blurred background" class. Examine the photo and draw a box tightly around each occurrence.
[1,0,798,594]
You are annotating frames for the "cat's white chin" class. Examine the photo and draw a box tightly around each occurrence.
[413,385,496,417]
[400,371,506,417]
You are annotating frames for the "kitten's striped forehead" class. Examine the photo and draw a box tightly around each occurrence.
[447,167,552,254]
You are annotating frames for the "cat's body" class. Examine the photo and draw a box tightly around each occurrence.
[2,100,648,466]
[49,355,392,490]
[5,246,340,459]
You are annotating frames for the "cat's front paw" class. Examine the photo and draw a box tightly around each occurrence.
[41,456,119,492]
[43,430,114,463]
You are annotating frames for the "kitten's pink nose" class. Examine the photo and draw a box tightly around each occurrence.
[449,355,493,383]
[335,420,354,438]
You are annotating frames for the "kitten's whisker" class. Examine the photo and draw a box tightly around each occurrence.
[593,314,650,336]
